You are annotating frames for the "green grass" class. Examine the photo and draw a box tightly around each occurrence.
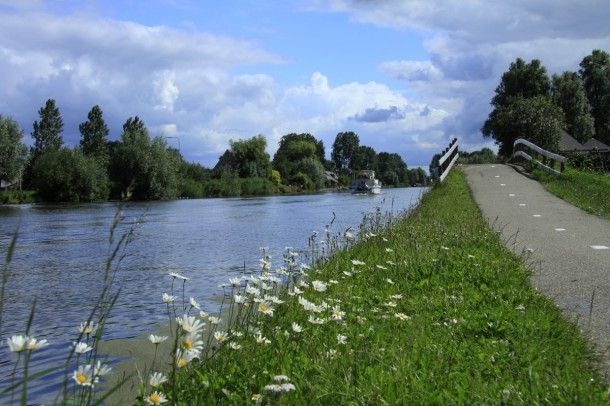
[0,190,38,204]
[531,167,610,219]
[157,169,606,404]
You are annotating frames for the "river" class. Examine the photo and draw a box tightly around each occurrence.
[0,187,426,403]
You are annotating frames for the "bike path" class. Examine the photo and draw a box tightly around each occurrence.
[463,164,610,379]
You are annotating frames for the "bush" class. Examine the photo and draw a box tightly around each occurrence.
[291,172,315,191]
[179,178,205,199]
[240,177,275,196]
[292,157,325,189]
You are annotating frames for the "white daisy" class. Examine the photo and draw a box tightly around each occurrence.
[214,331,229,343]
[175,315,205,334]
[189,297,200,309]
[144,390,168,405]
[228,342,241,350]
[7,335,27,353]
[73,365,97,386]
[208,316,221,325]
[351,259,365,266]
[258,302,274,316]
[337,334,347,345]
[79,322,97,336]
[311,280,327,292]
[26,337,49,351]
[73,341,93,354]
[162,293,176,304]
[148,335,168,344]
[168,272,188,280]
[292,322,303,333]
[149,372,168,388]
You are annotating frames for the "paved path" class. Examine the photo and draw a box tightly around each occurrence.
[463,164,610,378]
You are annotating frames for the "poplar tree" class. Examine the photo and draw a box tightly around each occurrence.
[79,105,109,161]
[31,99,63,158]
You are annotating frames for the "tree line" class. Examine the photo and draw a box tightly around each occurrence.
[0,100,428,202]
[482,49,610,156]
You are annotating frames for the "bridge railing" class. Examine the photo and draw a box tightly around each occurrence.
[512,138,566,175]
[430,138,459,182]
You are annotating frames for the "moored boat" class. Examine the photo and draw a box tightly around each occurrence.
[351,170,382,194]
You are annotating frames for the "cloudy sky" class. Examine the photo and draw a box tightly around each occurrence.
[1,1,609,167]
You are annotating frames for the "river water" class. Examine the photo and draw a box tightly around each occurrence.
[0,187,426,402]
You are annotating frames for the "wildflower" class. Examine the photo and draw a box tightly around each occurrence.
[292,322,303,333]
[276,268,289,275]
[168,272,188,280]
[73,341,93,354]
[233,331,244,337]
[208,316,221,325]
[148,335,168,345]
[264,383,296,393]
[260,259,271,271]
[377,265,388,270]
[79,322,97,336]
[328,279,339,285]
[343,271,352,277]
[261,282,273,291]
[162,293,176,303]
[331,306,345,321]
[149,372,168,388]
[26,337,49,351]
[264,295,284,304]
[307,315,325,325]
[214,331,229,343]
[356,316,366,325]
[337,334,347,345]
[73,365,97,386]
[394,313,411,321]
[384,301,397,308]
[345,230,354,240]
[181,333,203,353]
[467,254,475,259]
[273,375,290,382]
[93,361,112,377]
[228,277,241,287]
[7,335,27,353]
[386,260,396,266]
[176,315,205,334]
[254,333,271,345]
[229,342,242,350]
[326,349,338,359]
[234,294,246,304]
[198,311,209,319]
[145,391,168,405]
[440,246,449,251]
[258,302,274,316]
[311,280,327,292]
[515,304,526,312]
[351,259,365,266]
[298,297,323,313]
[385,278,394,284]
[189,297,200,309]
[389,294,403,300]
[300,263,311,272]
[175,349,198,367]
[245,285,261,296]
[252,393,262,402]
[385,248,394,252]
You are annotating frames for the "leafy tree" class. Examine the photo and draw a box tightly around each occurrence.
[483,58,553,155]
[551,72,595,144]
[214,135,271,179]
[484,96,564,155]
[579,50,610,144]
[292,157,326,190]
[272,133,324,182]
[0,115,27,185]
[331,131,360,171]
[376,152,408,187]
[351,146,377,171]
[458,148,498,164]
[79,105,109,161]
[31,99,64,158]
[32,148,109,202]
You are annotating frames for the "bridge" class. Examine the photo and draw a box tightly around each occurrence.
[432,138,610,377]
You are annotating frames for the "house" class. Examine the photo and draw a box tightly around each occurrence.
[558,130,609,152]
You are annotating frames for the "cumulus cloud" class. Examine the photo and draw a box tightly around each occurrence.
[323,0,610,152]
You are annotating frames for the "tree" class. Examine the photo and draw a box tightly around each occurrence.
[31,99,64,158]
[483,96,564,155]
[376,152,408,187]
[214,135,271,179]
[483,58,553,155]
[79,105,109,161]
[458,148,498,164]
[0,115,27,186]
[292,157,326,190]
[579,50,610,144]
[351,146,377,171]
[551,72,595,144]
[272,133,325,182]
[331,131,360,171]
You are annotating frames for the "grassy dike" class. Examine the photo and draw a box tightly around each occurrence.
[531,167,610,219]
[163,169,607,404]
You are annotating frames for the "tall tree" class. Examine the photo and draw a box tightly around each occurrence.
[482,58,552,155]
[551,72,595,144]
[31,99,64,158]
[484,96,565,155]
[0,115,27,185]
[272,133,325,183]
[331,131,360,171]
[79,105,109,160]
[214,135,271,178]
[579,49,610,144]
[351,145,377,171]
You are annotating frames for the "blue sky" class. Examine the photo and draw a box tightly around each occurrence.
[1,0,609,167]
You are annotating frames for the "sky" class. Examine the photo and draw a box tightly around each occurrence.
[1,1,609,168]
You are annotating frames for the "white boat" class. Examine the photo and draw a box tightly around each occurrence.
[351,170,382,194]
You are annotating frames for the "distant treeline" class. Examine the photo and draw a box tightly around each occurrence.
[0,101,429,202]
[458,148,498,164]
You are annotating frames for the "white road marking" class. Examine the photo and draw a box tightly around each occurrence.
[590,245,609,250]
[555,228,565,231]
[500,183,506,186]
[494,175,500,178]
[509,193,515,197]
[519,203,526,207]
[533,214,542,217]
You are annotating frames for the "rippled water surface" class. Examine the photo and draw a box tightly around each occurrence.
[0,188,426,402]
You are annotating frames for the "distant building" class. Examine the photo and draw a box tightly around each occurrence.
[559,130,609,152]
[324,171,339,186]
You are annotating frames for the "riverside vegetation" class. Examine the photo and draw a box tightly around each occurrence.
[1,170,607,404]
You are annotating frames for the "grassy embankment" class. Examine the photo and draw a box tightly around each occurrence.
[0,190,38,204]
[154,169,606,404]
[531,167,610,219]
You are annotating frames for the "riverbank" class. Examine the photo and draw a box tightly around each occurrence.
[148,169,606,404]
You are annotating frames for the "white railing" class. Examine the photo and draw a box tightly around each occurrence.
[512,138,566,175]
[431,138,459,182]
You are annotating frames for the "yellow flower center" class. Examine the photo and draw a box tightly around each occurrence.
[182,338,193,350]
[259,304,269,312]
[76,373,88,385]
[148,393,161,404]
[218,335,226,342]
[177,358,188,368]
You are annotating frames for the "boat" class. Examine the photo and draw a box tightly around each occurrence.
[351,170,382,194]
